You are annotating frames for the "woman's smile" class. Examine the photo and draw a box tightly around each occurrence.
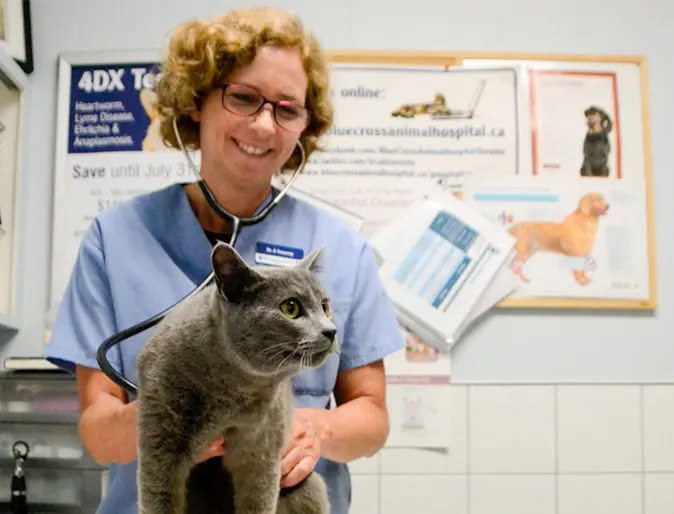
[232,137,272,157]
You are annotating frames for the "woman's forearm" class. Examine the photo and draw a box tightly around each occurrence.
[306,397,390,464]
[79,394,137,465]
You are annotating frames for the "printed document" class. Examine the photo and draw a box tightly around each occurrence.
[384,325,452,449]
[462,176,651,301]
[370,192,516,352]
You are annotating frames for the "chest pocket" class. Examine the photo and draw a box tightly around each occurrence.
[292,297,352,405]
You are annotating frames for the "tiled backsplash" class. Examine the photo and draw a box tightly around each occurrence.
[348,384,674,514]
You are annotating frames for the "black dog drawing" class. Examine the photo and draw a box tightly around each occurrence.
[580,106,612,177]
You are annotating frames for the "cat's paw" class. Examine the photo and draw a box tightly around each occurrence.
[277,472,329,514]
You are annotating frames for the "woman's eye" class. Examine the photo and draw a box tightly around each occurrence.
[232,93,256,103]
[277,105,300,118]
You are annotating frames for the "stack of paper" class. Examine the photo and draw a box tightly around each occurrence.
[370,192,519,352]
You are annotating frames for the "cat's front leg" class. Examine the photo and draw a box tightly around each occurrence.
[138,452,191,514]
[137,407,192,514]
[225,431,282,514]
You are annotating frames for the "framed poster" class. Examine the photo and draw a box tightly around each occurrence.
[50,50,656,313]
[297,51,656,310]
[457,53,656,310]
[278,53,524,238]
[0,43,26,322]
[49,50,184,316]
[0,0,32,74]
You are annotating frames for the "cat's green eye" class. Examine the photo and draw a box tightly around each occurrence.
[280,298,302,319]
[321,300,331,317]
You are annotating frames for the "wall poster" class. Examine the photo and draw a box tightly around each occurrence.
[276,61,524,238]
[49,51,189,319]
[459,54,656,309]
[305,52,656,311]
[50,50,657,331]
[0,67,22,317]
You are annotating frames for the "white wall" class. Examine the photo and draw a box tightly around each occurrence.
[350,384,674,514]
[6,0,674,512]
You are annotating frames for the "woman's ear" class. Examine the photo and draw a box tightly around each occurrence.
[190,111,201,123]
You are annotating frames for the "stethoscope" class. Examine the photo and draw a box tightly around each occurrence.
[96,116,306,396]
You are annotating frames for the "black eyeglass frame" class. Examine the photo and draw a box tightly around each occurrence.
[220,83,311,133]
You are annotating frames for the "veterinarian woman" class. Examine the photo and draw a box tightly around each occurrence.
[43,6,404,514]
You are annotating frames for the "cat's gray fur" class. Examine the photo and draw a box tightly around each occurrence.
[135,242,338,514]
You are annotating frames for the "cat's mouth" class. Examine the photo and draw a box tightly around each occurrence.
[299,340,338,363]
[272,340,337,370]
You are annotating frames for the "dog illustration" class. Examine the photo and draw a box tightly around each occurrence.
[507,192,610,286]
[580,106,612,177]
[139,88,174,152]
[391,93,451,118]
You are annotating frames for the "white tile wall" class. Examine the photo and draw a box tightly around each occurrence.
[380,475,468,514]
[470,475,556,514]
[644,474,674,514]
[557,385,642,472]
[643,386,674,472]
[347,384,674,514]
[558,474,642,514]
[469,385,556,474]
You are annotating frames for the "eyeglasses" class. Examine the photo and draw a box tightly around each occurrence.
[220,84,310,132]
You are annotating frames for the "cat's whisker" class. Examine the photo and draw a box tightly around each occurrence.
[300,351,311,376]
[267,348,291,362]
[261,342,290,355]
[273,347,300,375]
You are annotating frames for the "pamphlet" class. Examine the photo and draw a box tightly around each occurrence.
[370,193,516,352]
[384,325,452,449]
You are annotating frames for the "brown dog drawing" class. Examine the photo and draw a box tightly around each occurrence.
[507,192,610,286]
[391,93,451,118]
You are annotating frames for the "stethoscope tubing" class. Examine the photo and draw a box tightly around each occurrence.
[95,117,306,396]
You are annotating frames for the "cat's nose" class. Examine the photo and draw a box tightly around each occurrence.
[322,328,336,342]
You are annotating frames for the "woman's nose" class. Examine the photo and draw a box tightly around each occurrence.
[250,104,276,135]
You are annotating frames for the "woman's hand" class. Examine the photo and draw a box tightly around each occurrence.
[280,409,324,488]
[198,437,226,463]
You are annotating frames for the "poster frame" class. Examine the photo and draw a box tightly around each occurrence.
[0,0,33,74]
[0,41,27,336]
[51,50,657,312]
[327,51,656,311]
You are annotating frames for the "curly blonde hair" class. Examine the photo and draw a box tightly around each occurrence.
[154,7,333,171]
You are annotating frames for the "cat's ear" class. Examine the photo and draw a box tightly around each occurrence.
[211,242,259,302]
[297,245,325,274]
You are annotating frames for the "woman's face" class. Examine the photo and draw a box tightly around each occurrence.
[193,46,309,192]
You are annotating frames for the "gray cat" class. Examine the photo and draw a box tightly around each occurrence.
[135,242,338,514]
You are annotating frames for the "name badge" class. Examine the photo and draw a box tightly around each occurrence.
[254,242,305,268]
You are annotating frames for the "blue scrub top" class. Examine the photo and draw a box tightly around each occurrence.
[44,183,404,514]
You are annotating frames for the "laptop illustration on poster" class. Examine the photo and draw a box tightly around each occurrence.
[390,79,486,120]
